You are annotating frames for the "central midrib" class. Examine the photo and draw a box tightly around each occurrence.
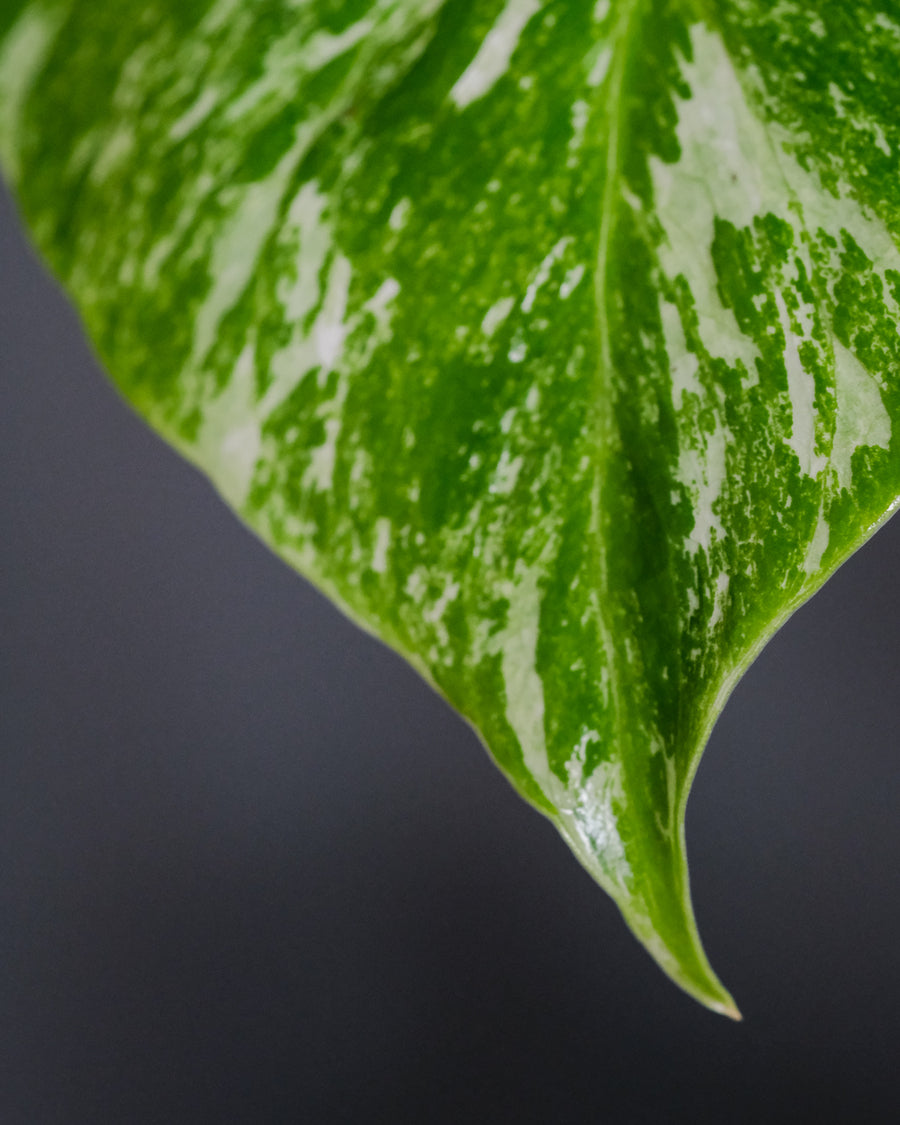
[589,0,644,805]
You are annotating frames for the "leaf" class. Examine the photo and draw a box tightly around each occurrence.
[2,0,900,1016]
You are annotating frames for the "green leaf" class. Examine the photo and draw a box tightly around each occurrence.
[3,0,900,1015]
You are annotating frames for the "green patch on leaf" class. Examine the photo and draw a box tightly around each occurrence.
[3,0,900,1016]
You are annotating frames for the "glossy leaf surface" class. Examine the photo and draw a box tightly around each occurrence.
[2,0,900,1014]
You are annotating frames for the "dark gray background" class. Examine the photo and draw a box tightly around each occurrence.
[2,179,899,1123]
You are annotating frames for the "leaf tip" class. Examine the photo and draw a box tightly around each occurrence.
[706,996,743,1022]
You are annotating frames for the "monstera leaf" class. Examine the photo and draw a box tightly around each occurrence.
[2,0,900,1016]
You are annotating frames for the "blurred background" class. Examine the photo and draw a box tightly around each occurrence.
[2,179,899,1123]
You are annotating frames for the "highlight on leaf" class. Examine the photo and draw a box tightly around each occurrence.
[1,0,899,1015]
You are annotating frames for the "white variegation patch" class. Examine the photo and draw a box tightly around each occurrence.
[189,140,307,371]
[199,338,260,506]
[774,290,826,480]
[481,296,515,337]
[371,516,392,573]
[0,3,65,179]
[521,237,572,313]
[451,0,541,109]
[831,339,892,491]
[558,732,631,893]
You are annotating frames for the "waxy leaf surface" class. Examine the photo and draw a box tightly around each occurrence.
[2,0,900,1014]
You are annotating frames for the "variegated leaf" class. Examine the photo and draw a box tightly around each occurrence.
[2,0,900,1015]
